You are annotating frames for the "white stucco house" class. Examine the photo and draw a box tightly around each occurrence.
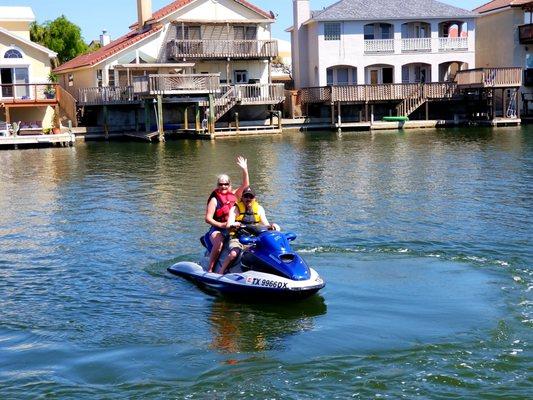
[289,0,477,89]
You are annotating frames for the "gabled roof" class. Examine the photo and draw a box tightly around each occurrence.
[54,24,163,73]
[311,0,476,21]
[475,0,533,14]
[131,0,274,28]
[0,26,57,57]
[0,6,35,22]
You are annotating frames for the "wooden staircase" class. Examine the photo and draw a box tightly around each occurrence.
[215,86,237,121]
[56,86,78,127]
[396,84,426,118]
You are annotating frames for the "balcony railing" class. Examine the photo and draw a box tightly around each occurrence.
[0,83,59,104]
[364,39,394,53]
[300,82,458,104]
[78,86,137,105]
[234,83,285,104]
[519,24,533,44]
[401,38,432,52]
[363,37,469,53]
[455,68,523,88]
[439,37,468,51]
[133,74,221,95]
[167,39,278,60]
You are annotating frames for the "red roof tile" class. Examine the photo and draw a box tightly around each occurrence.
[54,24,162,73]
[475,0,533,13]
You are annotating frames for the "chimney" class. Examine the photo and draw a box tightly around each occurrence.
[100,30,111,46]
[292,0,311,88]
[137,0,153,29]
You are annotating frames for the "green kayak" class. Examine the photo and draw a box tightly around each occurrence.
[383,116,409,122]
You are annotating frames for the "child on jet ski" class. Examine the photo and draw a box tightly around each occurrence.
[205,156,249,273]
[218,186,278,275]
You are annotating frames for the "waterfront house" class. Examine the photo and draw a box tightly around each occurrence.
[474,0,533,114]
[0,7,68,133]
[54,0,284,135]
[289,0,477,88]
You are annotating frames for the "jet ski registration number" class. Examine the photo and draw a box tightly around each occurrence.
[247,277,288,289]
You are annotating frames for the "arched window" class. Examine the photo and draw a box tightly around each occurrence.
[4,49,23,59]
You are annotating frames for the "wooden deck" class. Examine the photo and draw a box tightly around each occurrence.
[455,68,522,88]
[0,83,60,106]
[0,132,75,148]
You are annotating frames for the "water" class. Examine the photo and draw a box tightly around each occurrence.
[0,127,531,398]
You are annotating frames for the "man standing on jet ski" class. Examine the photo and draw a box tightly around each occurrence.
[218,186,277,275]
[205,156,249,273]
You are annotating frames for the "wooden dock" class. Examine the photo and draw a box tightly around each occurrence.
[0,132,75,149]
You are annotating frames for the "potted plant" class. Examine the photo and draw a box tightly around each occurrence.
[44,72,58,99]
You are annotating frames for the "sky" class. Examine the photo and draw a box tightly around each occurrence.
[0,0,488,43]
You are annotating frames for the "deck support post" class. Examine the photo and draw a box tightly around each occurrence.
[157,95,164,142]
[330,103,335,125]
[235,112,239,132]
[144,99,151,133]
[491,89,495,120]
[337,101,341,127]
[5,106,10,125]
[195,104,201,132]
[183,106,189,130]
[208,93,215,136]
[425,101,429,120]
[277,110,282,131]
[269,105,274,126]
[103,105,109,140]
[134,107,139,132]
[370,104,374,125]
[517,89,521,120]
[365,102,369,122]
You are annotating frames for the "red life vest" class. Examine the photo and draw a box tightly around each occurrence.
[208,190,237,223]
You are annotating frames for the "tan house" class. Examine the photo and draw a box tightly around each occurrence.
[0,6,61,132]
[54,0,281,102]
[475,0,533,111]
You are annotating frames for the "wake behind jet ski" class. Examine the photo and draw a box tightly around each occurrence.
[167,224,325,300]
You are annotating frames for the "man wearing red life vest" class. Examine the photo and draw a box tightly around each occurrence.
[205,156,249,272]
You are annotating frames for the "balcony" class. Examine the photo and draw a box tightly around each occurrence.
[0,83,60,104]
[363,37,469,54]
[364,39,394,53]
[78,86,137,105]
[401,38,431,52]
[132,74,221,96]
[455,68,523,88]
[167,39,278,60]
[519,24,533,44]
[438,37,468,51]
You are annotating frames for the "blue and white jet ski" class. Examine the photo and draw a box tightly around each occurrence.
[168,225,325,300]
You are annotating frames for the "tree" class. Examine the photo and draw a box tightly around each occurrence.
[31,15,88,64]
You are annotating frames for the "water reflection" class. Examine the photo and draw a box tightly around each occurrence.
[208,296,327,354]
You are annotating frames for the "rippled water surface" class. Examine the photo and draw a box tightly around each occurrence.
[0,127,531,398]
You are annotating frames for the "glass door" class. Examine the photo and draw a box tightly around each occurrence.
[1,68,13,98]
[14,68,29,98]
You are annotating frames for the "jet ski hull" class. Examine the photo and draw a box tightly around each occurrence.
[167,261,325,300]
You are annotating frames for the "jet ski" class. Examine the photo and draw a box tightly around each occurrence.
[168,225,325,300]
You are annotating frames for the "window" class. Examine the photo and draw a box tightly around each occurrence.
[380,24,392,40]
[108,69,115,87]
[525,12,532,24]
[364,24,374,40]
[327,69,333,85]
[96,69,103,87]
[68,74,74,87]
[337,68,349,85]
[4,49,23,59]
[234,70,248,83]
[325,23,341,41]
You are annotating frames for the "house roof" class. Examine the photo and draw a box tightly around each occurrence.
[0,26,57,57]
[54,24,163,73]
[0,6,35,22]
[131,0,274,28]
[474,0,533,14]
[310,0,477,21]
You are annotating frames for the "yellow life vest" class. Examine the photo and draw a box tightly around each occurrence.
[236,200,261,224]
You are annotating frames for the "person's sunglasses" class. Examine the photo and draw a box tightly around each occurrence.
[218,182,230,187]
